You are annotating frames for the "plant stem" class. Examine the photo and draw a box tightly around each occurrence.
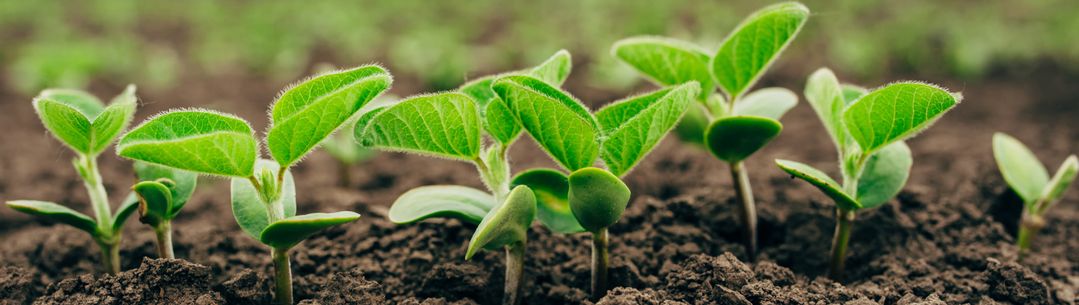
[828,208,856,281]
[729,161,757,259]
[79,155,114,233]
[591,228,610,300]
[154,221,174,259]
[503,243,525,305]
[1016,212,1045,259]
[272,247,293,305]
[97,240,121,274]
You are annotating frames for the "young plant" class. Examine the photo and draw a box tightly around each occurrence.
[775,68,961,280]
[319,95,398,187]
[130,161,198,259]
[116,65,390,305]
[6,86,138,274]
[360,50,571,305]
[992,133,1077,258]
[611,2,809,258]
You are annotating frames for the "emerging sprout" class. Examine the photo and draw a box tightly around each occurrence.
[992,133,1078,258]
[116,65,390,305]
[6,86,138,274]
[130,161,198,259]
[611,2,809,257]
[775,68,960,280]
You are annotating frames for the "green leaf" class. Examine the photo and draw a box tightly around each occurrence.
[460,77,499,107]
[113,193,139,234]
[494,75,599,171]
[843,82,961,155]
[134,161,198,217]
[568,167,631,232]
[611,36,714,99]
[260,211,361,249]
[33,97,93,153]
[466,185,536,259]
[528,49,573,86]
[673,104,709,145]
[389,185,495,224]
[805,68,849,150]
[992,133,1049,204]
[856,142,912,209]
[734,87,798,120]
[705,116,783,163]
[841,84,868,104]
[267,65,392,167]
[358,92,482,160]
[597,83,700,176]
[483,98,522,144]
[230,160,297,240]
[38,88,104,119]
[6,200,98,235]
[119,110,258,177]
[512,168,584,234]
[775,160,860,210]
[1041,155,1078,207]
[132,180,171,227]
[711,2,809,99]
[88,85,137,154]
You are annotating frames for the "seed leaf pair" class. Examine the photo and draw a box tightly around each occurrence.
[132,161,198,226]
[34,85,137,156]
[993,133,1078,212]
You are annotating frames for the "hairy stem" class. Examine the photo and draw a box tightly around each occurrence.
[729,161,758,259]
[503,243,525,305]
[828,208,856,281]
[591,228,610,300]
[272,247,293,305]
[1016,212,1045,259]
[97,240,121,274]
[154,221,174,259]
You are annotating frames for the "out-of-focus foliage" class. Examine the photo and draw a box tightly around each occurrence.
[2,0,1078,94]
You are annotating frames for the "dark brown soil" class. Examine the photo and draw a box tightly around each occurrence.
[0,67,1077,305]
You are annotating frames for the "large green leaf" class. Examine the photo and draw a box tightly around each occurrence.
[118,110,258,177]
[6,200,98,235]
[612,36,714,99]
[843,82,960,155]
[856,142,912,209]
[267,65,392,167]
[733,87,798,120]
[132,180,171,227]
[596,83,699,176]
[494,75,599,171]
[33,98,94,154]
[568,167,631,233]
[511,168,584,234]
[711,2,809,99]
[389,185,495,224]
[88,85,137,155]
[805,68,849,149]
[466,185,536,259]
[992,133,1049,204]
[775,160,860,211]
[705,116,782,163]
[260,211,361,249]
[230,160,297,240]
[358,92,482,160]
[133,161,198,217]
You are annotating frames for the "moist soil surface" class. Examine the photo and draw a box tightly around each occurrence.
[0,68,1077,305]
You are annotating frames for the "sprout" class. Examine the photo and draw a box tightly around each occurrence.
[6,86,138,274]
[611,2,810,258]
[116,65,390,305]
[775,68,961,280]
[130,161,198,259]
[992,133,1078,258]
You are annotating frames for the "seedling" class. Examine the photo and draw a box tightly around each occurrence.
[611,2,809,257]
[775,68,960,280]
[116,65,390,305]
[130,161,198,259]
[6,86,138,274]
[992,133,1077,258]
[319,94,398,187]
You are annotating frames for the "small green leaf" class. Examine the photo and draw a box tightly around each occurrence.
[389,185,495,224]
[568,168,631,233]
[483,98,522,144]
[33,98,93,154]
[611,36,714,99]
[260,211,361,249]
[775,160,860,210]
[597,83,700,176]
[460,77,499,107]
[841,84,868,104]
[673,104,709,145]
[843,82,960,155]
[512,168,584,234]
[992,133,1049,204]
[134,161,197,217]
[705,116,783,163]
[466,185,536,259]
[804,68,849,151]
[88,85,137,155]
[38,88,104,119]
[856,142,912,209]
[113,193,139,234]
[494,75,599,171]
[6,200,98,235]
[267,65,392,167]
[231,160,297,240]
[734,87,798,120]
[133,180,172,227]
[118,110,258,177]
[1041,155,1078,207]
[358,92,482,160]
[529,49,573,86]
[711,2,809,99]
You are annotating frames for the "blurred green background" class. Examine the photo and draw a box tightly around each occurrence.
[2,0,1078,94]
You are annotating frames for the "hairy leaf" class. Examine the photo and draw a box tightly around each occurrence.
[856,142,912,209]
[775,160,860,210]
[260,211,361,249]
[597,83,699,176]
[705,116,782,163]
[389,185,495,224]
[230,160,297,240]
[805,68,849,149]
[359,92,482,160]
[118,110,258,177]
[132,181,171,227]
[512,168,584,234]
[134,161,197,217]
[89,85,137,154]
[992,133,1048,204]
[33,98,93,153]
[494,75,599,171]
[844,82,960,154]
[6,200,98,235]
[612,36,713,99]
[529,49,573,86]
[38,88,104,119]
[466,185,536,259]
[568,168,631,232]
[712,2,809,99]
[483,98,522,144]
[734,87,798,120]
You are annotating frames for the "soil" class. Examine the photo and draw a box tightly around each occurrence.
[0,65,1077,305]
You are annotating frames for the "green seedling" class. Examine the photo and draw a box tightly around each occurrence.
[359,50,571,305]
[130,161,198,259]
[611,2,809,258]
[775,68,961,280]
[6,86,138,274]
[116,65,390,305]
[319,94,398,187]
[992,133,1077,258]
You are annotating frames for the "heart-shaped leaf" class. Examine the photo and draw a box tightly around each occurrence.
[133,161,197,218]
[357,92,482,160]
[805,68,850,150]
[267,65,392,167]
[88,85,137,155]
[705,116,782,163]
[494,75,599,171]
[231,160,297,240]
[512,168,584,234]
[132,180,171,227]
[612,36,714,99]
[712,2,809,99]
[856,141,912,209]
[389,185,495,224]
[597,82,700,176]
[6,200,98,235]
[260,211,361,249]
[466,185,537,259]
[112,193,140,234]
[843,82,960,155]
[734,87,798,120]
[118,110,258,177]
[568,167,631,233]
[775,160,860,211]
[1041,155,1078,210]
[992,133,1048,204]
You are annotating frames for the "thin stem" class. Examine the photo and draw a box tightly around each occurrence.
[729,161,758,259]
[503,243,526,305]
[272,247,293,305]
[1016,211,1044,259]
[97,240,121,274]
[590,228,610,300]
[80,155,114,232]
[154,221,175,259]
[828,208,856,281]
